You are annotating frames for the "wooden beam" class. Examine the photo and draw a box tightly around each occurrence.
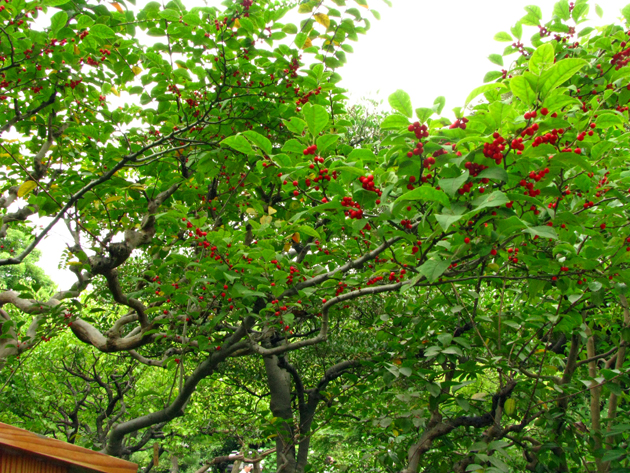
[0,423,137,473]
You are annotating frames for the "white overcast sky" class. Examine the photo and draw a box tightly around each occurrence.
[27,0,630,289]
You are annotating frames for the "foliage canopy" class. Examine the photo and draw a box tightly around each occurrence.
[2,0,630,472]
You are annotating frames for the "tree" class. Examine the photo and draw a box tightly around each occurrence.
[0,228,56,293]
[2,0,630,471]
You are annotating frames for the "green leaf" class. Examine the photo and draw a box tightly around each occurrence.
[433,96,446,114]
[221,135,255,155]
[302,104,330,137]
[42,0,70,5]
[388,90,413,118]
[488,54,504,66]
[348,148,376,162]
[601,449,626,462]
[523,225,558,240]
[297,225,321,239]
[596,112,625,128]
[510,76,536,106]
[282,139,304,155]
[435,213,464,231]
[439,170,469,198]
[494,32,512,42]
[284,118,307,135]
[298,2,315,13]
[394,186,449,207]
[472,191,509,210]
[525,5,543,21]
[572,2,588,21]
[511,21,523,40]
[415,108,433,123]
[50,11,68,34]
[442,346,463,356]
[623,4,630,23]
[90,24,116,38]
[464,83,507,107]
[553,0,570,20]
[529,43,555,75]
[242,131,272,155]
[595,4,603,18]
[282,23,298,34]
[477,167,508,182]
[578,26,594,37]
[484,71,503,83]
[539,58,588,97]
[76,15,95,29]
[381,114,409,130]
[316,134,340,154]
[159,9,180,21]
[295,32,307,49]
[420,259,450,282]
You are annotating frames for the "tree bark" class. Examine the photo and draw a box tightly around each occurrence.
[585,325,603,472]
[263,355,297,473]
[602,294,630,472]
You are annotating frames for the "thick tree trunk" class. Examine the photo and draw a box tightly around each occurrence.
[263,355,297,473]
[586,325,604,472]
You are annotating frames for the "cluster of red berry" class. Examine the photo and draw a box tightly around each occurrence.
[408,121,429,139]
[532,128,559,147]
[335,281,348,296]
[341,196,363,219]
[400,219,413,230]
[407,141,424,157]
[359,174,381,195]
[611,43,630,70]
[303,144,317,155]
[449,117,469,130]
[464,161,488,177]
[482,132,506,165]
[286,265,299,285]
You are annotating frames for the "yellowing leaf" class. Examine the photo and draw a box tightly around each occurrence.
[132,66,142,76]
[260,215,272,225]
[67,261,83,266]
[393,358,402,365]
[314,13,330,28]
[283,241,292,252]
[246,208,257,216]
[111,2,123,13]
[302,37,313,49]
[74,44,80,55]
[292,232,301,243]
[111,85,120,97]
[176,61,188,70]
[74,114,80,124]
[392,429,399,437]
[268,206,277,215]
[128,184,146,191]
[234,18,241,28]
[17,181,37,198]
[105,195,123,204]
